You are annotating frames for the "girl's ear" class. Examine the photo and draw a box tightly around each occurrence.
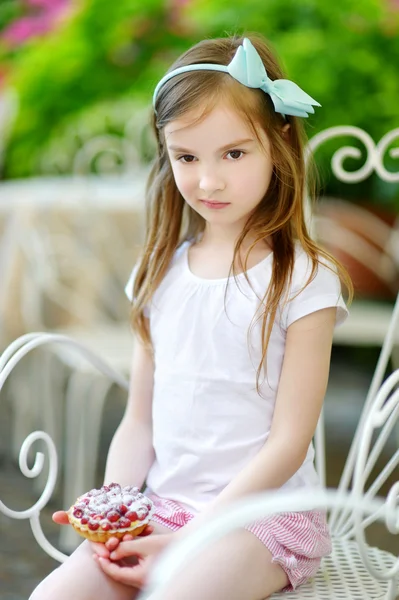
[281,123,291,141]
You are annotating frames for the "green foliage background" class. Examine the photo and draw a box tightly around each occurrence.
[1,0,398,206]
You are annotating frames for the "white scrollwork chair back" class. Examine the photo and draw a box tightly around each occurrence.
[0,126,398,598]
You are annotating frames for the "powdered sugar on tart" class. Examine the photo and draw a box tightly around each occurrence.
[67,483,154,542]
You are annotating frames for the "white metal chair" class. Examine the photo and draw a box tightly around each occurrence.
[0,126,398,595]
[0,300,398,597]
[0,285,398,598]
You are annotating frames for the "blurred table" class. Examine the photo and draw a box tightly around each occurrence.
[0,173,148,212]
[0,174,149,342]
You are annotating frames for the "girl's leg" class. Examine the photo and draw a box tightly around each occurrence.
[29,522,171,600]
[153,528,289,600]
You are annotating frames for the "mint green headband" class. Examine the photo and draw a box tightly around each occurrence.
[153,38,320,118]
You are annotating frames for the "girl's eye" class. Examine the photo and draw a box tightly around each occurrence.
[178,155,196,163]
[226,150,244,160]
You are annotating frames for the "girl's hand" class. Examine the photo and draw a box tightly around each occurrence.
[93,534,174,588]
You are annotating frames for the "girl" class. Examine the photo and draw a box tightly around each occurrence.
[31,33,352,600]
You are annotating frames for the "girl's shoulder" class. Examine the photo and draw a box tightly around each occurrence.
[290,243,340,288]
[282,243,348,328]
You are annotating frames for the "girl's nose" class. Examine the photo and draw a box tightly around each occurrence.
[199,167,225,195]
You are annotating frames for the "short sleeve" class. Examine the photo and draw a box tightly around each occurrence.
[281,255,348,330]
[125,265,150,318]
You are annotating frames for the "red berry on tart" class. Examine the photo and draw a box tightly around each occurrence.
[67,484,154,542]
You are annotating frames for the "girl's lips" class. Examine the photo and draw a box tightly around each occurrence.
[199,200,230,209]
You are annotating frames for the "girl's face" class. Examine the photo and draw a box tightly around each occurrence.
[164,101,274,235]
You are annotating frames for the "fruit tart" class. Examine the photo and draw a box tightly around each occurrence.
[67,482,154,542]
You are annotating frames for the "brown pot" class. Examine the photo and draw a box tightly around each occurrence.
[314,197,399,300]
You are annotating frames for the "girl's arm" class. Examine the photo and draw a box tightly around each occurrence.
[178,306,337,534]
[103,326,155,487]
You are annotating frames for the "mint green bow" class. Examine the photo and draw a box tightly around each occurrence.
[153,38,320,118]
[228,38,320,117]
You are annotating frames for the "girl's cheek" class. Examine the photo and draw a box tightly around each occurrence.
[176,172,194,198]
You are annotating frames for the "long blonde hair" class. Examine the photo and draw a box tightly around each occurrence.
[131,33,353,390]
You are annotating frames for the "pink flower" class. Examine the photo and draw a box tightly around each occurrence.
[26,0,68,9]
[1,1,71,47]
[3,17,50,45]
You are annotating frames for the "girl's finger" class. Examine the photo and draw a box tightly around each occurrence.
[138,524,154,537]
[122,533,134,541]
[109,541,144,561]
[93,555,145,588]
[52,511,69,525]
[105,537,121,552]
[90,542,110,558]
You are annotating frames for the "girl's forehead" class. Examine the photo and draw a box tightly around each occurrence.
[164,102,256,143]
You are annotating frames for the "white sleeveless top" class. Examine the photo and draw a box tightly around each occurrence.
[125,241,348,514]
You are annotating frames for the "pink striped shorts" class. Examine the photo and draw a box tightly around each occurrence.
[146,492,331,592]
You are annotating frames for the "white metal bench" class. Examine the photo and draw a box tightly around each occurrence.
[0,291,398,598]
